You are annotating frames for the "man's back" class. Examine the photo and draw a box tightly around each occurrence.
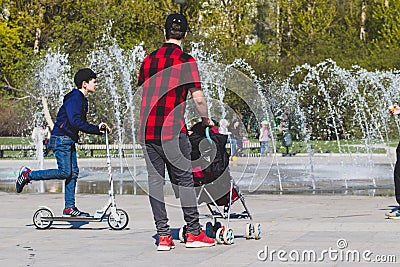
[138,43,201,142]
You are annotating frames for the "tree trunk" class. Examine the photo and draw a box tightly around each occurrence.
[41,96,54,130]
[34,27,41,54]
[287,0,293,46]
[308,2,315,54]
[34,4,45,54]
[360,1,366,41]
[276,1,281,62]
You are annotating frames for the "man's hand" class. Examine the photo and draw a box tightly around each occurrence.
[99,122,112,134]
[389,105,400,116]
[201,117,214,127]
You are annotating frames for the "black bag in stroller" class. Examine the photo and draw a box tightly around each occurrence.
[179,122,261,245]
[189,122,237,206]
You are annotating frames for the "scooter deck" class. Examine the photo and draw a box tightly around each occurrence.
[41,216,105,222]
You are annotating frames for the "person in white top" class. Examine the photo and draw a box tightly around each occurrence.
[218,118,237,157]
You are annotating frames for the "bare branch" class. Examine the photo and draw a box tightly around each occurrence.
[3,96,31,101]
[41,96,54,129]
[3,75,38,99]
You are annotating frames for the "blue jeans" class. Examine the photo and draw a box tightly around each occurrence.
[29,135,78,208]
[227,138,237,156]
[260,141,270,155]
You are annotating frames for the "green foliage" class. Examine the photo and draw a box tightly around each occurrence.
[2,0,400,137]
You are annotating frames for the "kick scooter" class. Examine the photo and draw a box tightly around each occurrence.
[32,128,129,230]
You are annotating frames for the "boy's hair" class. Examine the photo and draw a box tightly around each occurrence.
[74,68,97,89]
[165,13,187,41]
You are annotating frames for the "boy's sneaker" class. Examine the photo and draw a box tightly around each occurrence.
[63,207,90,217]
[186,230,216,248]
[386,206,400,217]
[16,167,31,193]
[157,235,175,251]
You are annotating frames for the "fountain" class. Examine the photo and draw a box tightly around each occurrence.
[88,28,146,194]
[1,40,399,197]
[28,49,73,193]
[262,59,399,193]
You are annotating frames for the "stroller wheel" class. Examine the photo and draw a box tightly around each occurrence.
[205,222,213,237]
[223,228,234,245]
[179,225,187,243]
[254,223,261,240]
[213,221,222,232]
[215,227,224,244]
[245,223,252,239]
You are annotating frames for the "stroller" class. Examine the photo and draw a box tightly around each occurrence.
[178,122,261,245]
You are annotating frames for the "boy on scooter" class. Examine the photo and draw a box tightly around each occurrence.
[16,68,111,217]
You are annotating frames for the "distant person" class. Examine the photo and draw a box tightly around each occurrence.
[387,105,400,217]
[31,121,50,144]
[280,112,293,156]
[31,121,51,170]
[259,120,272,156]
[138,13,215,251]
[16,68,111,217]
[219,118,237,157]
[31,121,51,158]
[230,119,243,156]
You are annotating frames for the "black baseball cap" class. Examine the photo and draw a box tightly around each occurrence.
[74,68,97,89]
[164,13,188,32]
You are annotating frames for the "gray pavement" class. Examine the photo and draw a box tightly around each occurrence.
[1,191,400,266]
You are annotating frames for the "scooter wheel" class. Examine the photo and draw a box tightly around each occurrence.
[33,208,53,230]
[108,209,129,230]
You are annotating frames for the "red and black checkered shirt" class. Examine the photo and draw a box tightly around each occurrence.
[137,43,201,142]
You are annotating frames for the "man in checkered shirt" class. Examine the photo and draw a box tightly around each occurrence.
[138,13,215,251]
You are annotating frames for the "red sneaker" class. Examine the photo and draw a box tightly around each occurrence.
[186,230,216,248]
[157,235,175,251]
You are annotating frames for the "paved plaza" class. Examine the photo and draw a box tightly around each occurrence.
[1,191,400,266]
[1,156,399,266]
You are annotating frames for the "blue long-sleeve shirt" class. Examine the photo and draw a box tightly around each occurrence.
[51,89,101,142]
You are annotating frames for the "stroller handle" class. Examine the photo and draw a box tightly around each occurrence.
[205,127,212,144]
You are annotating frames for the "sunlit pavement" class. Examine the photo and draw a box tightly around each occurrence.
[1,191,400,266]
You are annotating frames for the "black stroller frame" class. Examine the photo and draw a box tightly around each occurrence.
[179,124,261,245]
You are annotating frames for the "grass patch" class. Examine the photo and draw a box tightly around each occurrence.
[248,138,397,154]
[0,137,31,145]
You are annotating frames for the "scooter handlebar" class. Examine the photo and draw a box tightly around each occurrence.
[100,123,111,134]
[100,124,107,132]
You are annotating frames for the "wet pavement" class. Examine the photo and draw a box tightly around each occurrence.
[0,153,396,195]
